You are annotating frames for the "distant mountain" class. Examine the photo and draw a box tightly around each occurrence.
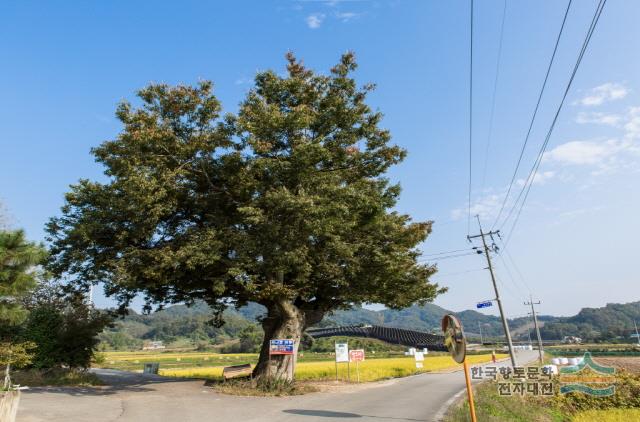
[540,301,640,341]
[98,299,640,350]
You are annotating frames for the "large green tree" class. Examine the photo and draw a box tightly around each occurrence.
[47,53,445,380]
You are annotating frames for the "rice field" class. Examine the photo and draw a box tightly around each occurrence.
[571,408,640,422]
[156,354,505,382]
[96,351,259,372]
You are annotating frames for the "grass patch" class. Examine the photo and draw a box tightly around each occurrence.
[445,382,566,422]
[571,408,640,421]
[11,368,103,387]
[207,378,319,397]
[445,369,640,421]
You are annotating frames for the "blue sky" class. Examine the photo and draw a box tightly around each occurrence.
[1,0,638,318]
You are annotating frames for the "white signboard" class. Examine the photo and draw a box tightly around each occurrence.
[414,351,425,362]
[335,343,349,363]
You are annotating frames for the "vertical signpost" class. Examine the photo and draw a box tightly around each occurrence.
[349,349,365,383]
[442,314,477,422]
[335,342,349,381]
[414,350,424,369]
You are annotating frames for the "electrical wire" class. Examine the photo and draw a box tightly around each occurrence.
[491,0,573,230]
[432,268,486,278]
[503,0,607,245]
[418,251,480,263]
[467,0,474,236]
[421,248,474,257]
[480,0,508,192]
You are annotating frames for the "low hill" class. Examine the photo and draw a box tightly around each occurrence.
[540,301,640,341]
[98,299,640,350]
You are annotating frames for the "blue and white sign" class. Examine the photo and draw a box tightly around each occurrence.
[269,339,295,355]
[476,300,493,309]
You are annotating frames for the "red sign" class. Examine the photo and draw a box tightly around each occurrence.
[349,349,365,362]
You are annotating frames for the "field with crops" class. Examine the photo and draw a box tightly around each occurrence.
[97,350,505,382]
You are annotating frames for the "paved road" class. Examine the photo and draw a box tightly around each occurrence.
[17,350,538,422]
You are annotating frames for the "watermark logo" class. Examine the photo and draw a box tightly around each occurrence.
[559,352,616,396]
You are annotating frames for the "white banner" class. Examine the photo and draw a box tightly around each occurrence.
[335,343,349,363]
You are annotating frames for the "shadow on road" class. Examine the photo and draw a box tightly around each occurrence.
[283,409,426,421]
[283,409,362,418]
[22,369,200,397]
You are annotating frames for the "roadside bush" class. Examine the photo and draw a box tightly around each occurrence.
[20,281,112,369]
[553,370,640,412]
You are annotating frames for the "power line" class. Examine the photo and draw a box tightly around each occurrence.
[432,268,486,278]
[499,241,529,289]
[419,251,481,262]
[421,248,474,257]
[491,0,573,230]
[496,251,528,297]
[467,0,474,236]
[503,0,607,245]
[480,0,508,192]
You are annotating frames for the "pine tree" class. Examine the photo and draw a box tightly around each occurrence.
[0,230,47,325]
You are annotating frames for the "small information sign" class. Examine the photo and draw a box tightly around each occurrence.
[349,349,365,362]
[335,343,349,362]
[269,339,295,355]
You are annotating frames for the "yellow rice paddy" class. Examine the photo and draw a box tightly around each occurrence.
[158,354,505,382]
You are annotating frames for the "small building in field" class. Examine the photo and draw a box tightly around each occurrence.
[142,341,166,350]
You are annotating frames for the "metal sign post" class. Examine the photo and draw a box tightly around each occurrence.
[442,314,477,422]
[349,349,365,383]
[335,342,349,381]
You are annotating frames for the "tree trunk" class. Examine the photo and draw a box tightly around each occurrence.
[253,300,320,381]
[3,364,10,390]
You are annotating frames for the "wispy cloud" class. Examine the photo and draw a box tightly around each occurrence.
[624,107,640,139]
[306,13,325,29]
[549,102,640,172]
[545,139,629,166]
[516,171,555,187]
[235,76,252,86]
[576,83,628,106]
[576,111,622,126]
[335,11,361,22]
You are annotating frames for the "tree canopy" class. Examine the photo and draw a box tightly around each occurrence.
[46,53,445,379]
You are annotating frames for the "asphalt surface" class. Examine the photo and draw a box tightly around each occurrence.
[17,350,538,422]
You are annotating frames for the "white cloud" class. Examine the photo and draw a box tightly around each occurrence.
[234,76,252,86]
[577,83,628,106]
[451,193,504,222]
[516,171,555,187]
[306,13,325,28]
[624,107,640,139]
[545,139,633,166]
[576,111,622,126]
[335,11,360,22]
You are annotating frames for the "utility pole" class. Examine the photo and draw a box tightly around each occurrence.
[468,215,517,367]
[478,321,483,344]
[525,295,544,364]
[634,320,640,346]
